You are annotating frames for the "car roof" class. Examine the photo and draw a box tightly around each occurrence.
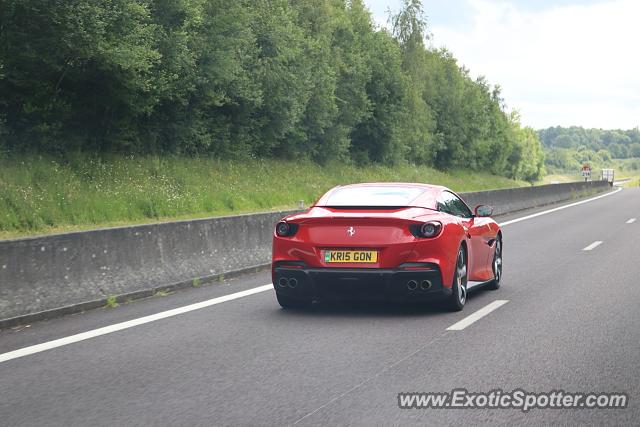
[315,182,451,209]
[335,182,447,191]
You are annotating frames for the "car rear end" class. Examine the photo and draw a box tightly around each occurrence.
[272,184,456,303]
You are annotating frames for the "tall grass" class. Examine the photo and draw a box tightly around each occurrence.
[0,154,528,238]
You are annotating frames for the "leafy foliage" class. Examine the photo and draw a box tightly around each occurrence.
[539,126,640,172]
[0,0,544,181]
[539,126,640,159]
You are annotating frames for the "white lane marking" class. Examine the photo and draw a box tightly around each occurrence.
[0,285,273,364]
[627,218,636,224]
[583,241,603,251]
[0,187,623,363]
[446,300,509,331]
[498,187,622,227]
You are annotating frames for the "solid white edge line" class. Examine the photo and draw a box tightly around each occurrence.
[0,187,625,363]
[582,241,603,251]
[498,187,622,227]
[446,300,509,331]
[0,284,273,364]
[627,218,636,224]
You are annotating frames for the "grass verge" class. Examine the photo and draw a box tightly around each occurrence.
[0,154,529,239]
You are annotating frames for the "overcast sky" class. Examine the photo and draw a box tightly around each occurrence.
[364,0,639,130]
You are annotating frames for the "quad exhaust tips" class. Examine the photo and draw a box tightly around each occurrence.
[407,279,432,291]
[278,277,298,288]
[282,276,429,291]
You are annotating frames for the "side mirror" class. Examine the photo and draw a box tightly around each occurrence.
[474,205,493,217]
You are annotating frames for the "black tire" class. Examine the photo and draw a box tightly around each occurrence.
[276,293,312,309]
[487,236,502,290]
[446,246,468,312]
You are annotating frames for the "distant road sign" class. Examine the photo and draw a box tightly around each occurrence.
[601,168,614,183]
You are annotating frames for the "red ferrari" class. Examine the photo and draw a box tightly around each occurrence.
[271,183,502,311]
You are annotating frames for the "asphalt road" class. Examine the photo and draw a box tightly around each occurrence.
[1,187,639,426]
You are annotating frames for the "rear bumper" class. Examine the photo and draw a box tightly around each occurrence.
[273,264,451,302]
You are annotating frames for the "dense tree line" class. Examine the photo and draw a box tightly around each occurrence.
[540,126,640,171]
[539,126,640,159]
[0,0,545,181]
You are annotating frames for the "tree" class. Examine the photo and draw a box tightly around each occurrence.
[0,0,548,182]
[249,0,311,157]
[596,149,611,162]
[2,0,162,151]
[390,1,439,165]
[608,143,627,159]
[629,143,640,158]
[350,29,406,164]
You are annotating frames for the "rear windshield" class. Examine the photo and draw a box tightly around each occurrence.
[321,186,424,207]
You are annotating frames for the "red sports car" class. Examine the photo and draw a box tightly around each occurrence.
[271,183,502,311]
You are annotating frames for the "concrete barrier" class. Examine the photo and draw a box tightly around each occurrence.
[460,180,611,216]
[0,180,611,327]
[0,210,297,326]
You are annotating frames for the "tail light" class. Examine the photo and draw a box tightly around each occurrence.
[410,221,442,238]
[275,221,298,237]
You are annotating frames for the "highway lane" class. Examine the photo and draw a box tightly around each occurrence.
[0,187,638,426]
[303,189,640,426]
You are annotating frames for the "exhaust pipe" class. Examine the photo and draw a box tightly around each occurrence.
[407,280,418,291]
[420,280,432,291]
[278,277,288,288]
[288,278,298,288]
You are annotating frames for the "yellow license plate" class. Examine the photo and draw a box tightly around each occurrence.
[324,250,378,263]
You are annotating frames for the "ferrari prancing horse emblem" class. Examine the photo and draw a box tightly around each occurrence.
[347,226,356,237]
